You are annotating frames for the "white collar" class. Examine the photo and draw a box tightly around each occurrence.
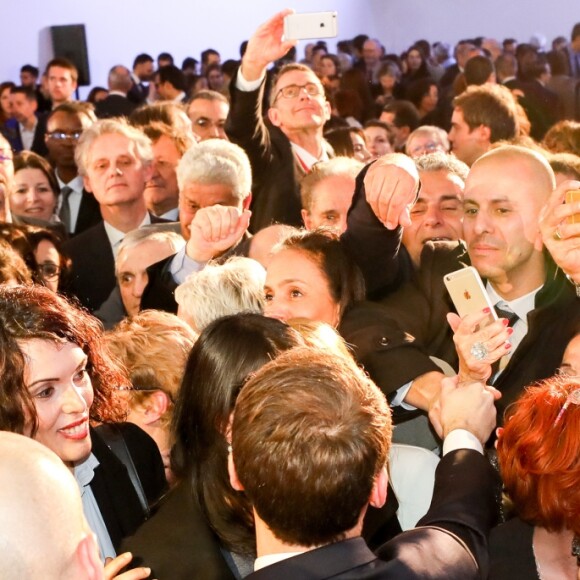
[74,453,100,490]
[290,142,329,171]
[254,551,306,571]
[56,172,84,192]
[103,213,151,254]
[486,282,542,322]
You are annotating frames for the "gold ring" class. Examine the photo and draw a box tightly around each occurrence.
[553,227,563,241]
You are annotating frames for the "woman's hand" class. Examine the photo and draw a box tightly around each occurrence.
[104,552,152,580]
[447,308,512,382]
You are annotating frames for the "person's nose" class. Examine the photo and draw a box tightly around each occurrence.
[61,384,89,415]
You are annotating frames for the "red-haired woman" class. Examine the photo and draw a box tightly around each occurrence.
[489,377,580,579]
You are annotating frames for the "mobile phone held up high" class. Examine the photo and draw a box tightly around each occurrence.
[284,12,338,41]
[443,267,498,328]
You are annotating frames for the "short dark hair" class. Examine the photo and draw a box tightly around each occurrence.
[181,57,198,71]
[201,49,220,66]
[383,100,420,131]
[571,22,580,42]
[133,53,153,69]
[10,85,36,101]
[464,55,495,86]
[454,84,519,142]
[20,64,39,77]
[232,347,392,546]
[157,52,174,65]
[46,101,97,127]
[158,65,186,92]
[45,58,78,82]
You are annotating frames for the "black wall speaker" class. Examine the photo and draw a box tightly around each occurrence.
[39,24,91,86]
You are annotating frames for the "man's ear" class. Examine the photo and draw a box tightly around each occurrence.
[476,124,491,145]
[323,99,332,121]
[242,193,252,211]
[141,390,170,425]
[301,208,312,230]
[369,465,389,509]
[268,106,281,128]
[227,450,245,491]
[75,533,103,580]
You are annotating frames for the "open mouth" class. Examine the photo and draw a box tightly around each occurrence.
[58,418,89,439]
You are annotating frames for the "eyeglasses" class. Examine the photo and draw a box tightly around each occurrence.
[274,82,323,103]
[409,142,445,157]
[0,151,13,163]
[47,131,82,141]
[37,262,60,278]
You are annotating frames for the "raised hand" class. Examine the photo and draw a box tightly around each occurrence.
[447,308,512,382]
[104,552,153,580]
[539,179,580,284]
[241,9,297,81]
[363,153,420,229]
[186,205,251,263]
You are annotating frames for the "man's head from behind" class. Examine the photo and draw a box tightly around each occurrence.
[45,58,78,106]
[449,84,519,166]
[176,139,252,239]
[300,156,362,233]
[157,65,186,100]
[230,347,392,547]
[107,65,133,94]
[187,90,229,141]
[0,432,102,580]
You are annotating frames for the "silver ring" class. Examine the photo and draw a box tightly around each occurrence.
[470,342,488,361]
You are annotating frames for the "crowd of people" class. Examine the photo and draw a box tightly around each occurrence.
[0,8,579,579]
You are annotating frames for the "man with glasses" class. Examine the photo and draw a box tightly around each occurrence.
[226,9,332,231]
[45,103,102,235]
[186,90,229,142]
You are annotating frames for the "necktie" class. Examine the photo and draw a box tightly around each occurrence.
[491,304,519,377]
[59,186,73,233]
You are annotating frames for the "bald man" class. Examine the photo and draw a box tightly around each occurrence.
[0,432,103,579]
[353,146,580,423]
[0,432,150,580]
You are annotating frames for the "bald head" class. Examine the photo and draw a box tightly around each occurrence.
[0,433,102,580]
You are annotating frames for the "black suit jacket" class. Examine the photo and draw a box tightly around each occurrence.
[64,214,167,312]
[90,423,167,551]
[3,114,48,157]
[248,449,499,580]
[73,188,103,236]
[226,78,332,232]
[95,94,137,119]
[140,233,253,313]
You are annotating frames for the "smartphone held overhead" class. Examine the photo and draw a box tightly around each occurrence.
[284,12,338,41]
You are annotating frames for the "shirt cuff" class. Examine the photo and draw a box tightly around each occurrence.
[389,381,417,411]
[236,68,266,92]
[442,429,484,456]
[169,246,205,284]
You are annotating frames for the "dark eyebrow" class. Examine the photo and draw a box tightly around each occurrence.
[28,355,88,388]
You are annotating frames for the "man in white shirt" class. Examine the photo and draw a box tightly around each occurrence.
[64,118,165,311]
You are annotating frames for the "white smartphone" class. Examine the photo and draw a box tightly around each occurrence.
[443,267,498,327]
[283,12,338,41]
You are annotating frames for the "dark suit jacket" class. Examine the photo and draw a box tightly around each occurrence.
[95,94,137,119]
[343,172,580,422]
[140,233,253,313]
[90,423,167,551]
[3,114,48,157]
[72,188,103,236]
[226,78,333,232]
[64,214,166,312]
[248,449,499,580]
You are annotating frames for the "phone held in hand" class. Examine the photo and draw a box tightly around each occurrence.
[283,11,338,41]
[444,266,498,328]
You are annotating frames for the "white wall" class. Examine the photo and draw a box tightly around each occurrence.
[366,0,578,54]
[1,1,577,97]
[0,0,370,97]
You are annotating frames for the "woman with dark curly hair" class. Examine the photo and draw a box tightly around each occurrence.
[490,376,580,579]
[0,285,166,573]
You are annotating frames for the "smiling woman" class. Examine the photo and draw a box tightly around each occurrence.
[0,285,166,564]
